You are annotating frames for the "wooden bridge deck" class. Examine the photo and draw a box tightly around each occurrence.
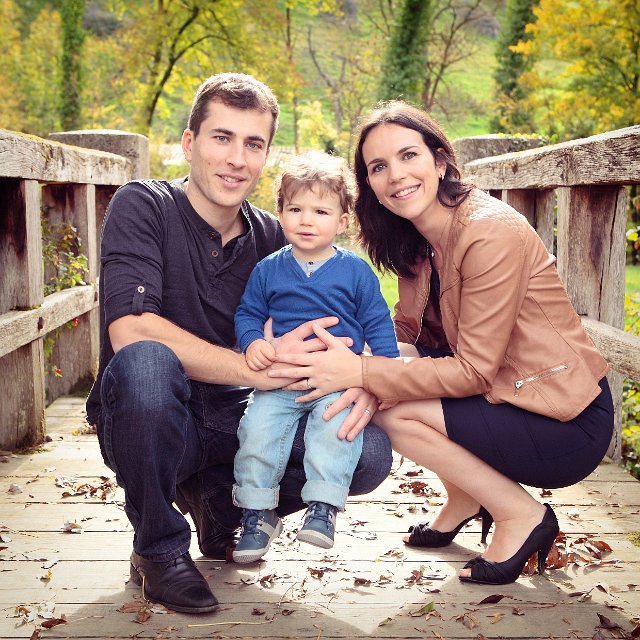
[1,396,639,639]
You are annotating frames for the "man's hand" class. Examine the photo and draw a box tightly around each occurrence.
[245,339,276,371]
[266,316,353,357]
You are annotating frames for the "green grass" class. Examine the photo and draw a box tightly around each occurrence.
[375,265,640,314]
[627,264,640,296]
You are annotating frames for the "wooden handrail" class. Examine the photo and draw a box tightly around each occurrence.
[581,317,640,381]
[0,129,130,184]
[465,126,640,190]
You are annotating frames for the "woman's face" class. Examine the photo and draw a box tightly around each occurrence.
[362,123,445,223]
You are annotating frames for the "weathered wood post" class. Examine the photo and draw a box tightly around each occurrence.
[455,127,640,462]
[453,135,555,251]
[0,130,133,450]
[44,131,149,405]
[0,179,46,448]
[556,185,627,460]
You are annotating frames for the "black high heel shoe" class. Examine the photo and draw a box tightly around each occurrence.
[405,506,493,548]
[459,503,559,585]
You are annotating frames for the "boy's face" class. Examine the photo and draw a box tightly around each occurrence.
[278,186,349,262]
[182,100,272,220]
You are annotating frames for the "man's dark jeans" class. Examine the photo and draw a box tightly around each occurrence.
[97,341,393,561]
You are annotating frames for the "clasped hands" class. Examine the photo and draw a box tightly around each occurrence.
[251,316,377,442]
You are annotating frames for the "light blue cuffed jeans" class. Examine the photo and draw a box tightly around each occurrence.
[233,389,362,511]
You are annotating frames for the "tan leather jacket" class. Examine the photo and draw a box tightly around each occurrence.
[362,189,608,422]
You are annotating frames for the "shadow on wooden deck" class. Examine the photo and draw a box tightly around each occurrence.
[1,396,639,639]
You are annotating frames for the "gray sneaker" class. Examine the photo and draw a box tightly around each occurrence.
[232,508,282,564]
[296,502,338,549]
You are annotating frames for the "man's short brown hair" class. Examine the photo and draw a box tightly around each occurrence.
[188,73,279,144]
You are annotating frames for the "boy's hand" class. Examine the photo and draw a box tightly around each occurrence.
[245,339,277,371]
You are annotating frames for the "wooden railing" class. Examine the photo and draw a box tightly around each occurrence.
[456,126,640,460]
[0,129,147,450]
[1,126,638,461]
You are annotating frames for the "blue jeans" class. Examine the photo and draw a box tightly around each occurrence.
[96,341,392,561]
[233,390,362,511]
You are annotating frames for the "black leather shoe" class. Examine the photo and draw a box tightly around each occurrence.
[129,551,218,613]
[175,474,238,559]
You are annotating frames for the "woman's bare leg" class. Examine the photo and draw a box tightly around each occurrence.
[374,399,546,576]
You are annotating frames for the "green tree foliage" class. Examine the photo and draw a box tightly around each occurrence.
[491,0,539,132]
[513,0,640,139]
[378,0,433,105]
[59,0,86,130]
[2,0,496,141]
[0,1,61,135]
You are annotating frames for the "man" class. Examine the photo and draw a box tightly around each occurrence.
[86,73,392,614]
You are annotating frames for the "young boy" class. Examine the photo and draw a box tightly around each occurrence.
[232,152,399,563]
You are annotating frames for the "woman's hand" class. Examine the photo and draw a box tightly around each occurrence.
[269,323,364,400]
[328,387,379,442]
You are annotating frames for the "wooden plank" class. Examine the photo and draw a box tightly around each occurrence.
[501,189,555,253]
[0,129,131,185]
[556,186,626,325]
[1,501,638,535]
[2,528,638,564]
[1,397,639,640]
[1,558,638,603]
[465,125,640,190]
[0,598,638,639]
[556,185,627,461]
[0,179,42,314]
[0,285,98,359]
[0,179,45,449]
[581,317,640,380]
[0,342,46,450]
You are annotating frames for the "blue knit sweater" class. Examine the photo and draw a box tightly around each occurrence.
[235,246,399,357]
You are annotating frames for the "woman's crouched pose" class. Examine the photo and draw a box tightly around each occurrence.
[270,101,614,585]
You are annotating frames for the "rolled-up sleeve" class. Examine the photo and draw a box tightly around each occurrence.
[101,183,165,328]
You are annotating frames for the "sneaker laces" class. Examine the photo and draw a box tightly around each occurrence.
[241,509,262,534]
[306,503,334,528]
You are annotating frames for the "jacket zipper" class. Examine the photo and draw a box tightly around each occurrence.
[514,364,568,396]
[412,271,431,347]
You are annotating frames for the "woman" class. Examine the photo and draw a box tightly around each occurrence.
[269,101,614,585]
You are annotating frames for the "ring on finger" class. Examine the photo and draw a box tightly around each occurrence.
[364,408,371,416]
[306,378,311,390]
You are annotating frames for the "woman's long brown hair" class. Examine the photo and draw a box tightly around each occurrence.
[353,101,472,278]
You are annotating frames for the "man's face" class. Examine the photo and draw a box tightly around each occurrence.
[182,100,273,218]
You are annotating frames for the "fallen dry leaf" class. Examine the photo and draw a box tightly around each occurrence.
[259,574,275,588]
[489,612,505,624]
[596,612,624,631]
[29,630,40,640]
[378,617,394,626]
[62,521,82,534]
[477,594,507,605]
[40,618,66,629]
[136,606,152,624]
[455,612,479,629]
[118,601,148,614]
[251,608,265,616]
